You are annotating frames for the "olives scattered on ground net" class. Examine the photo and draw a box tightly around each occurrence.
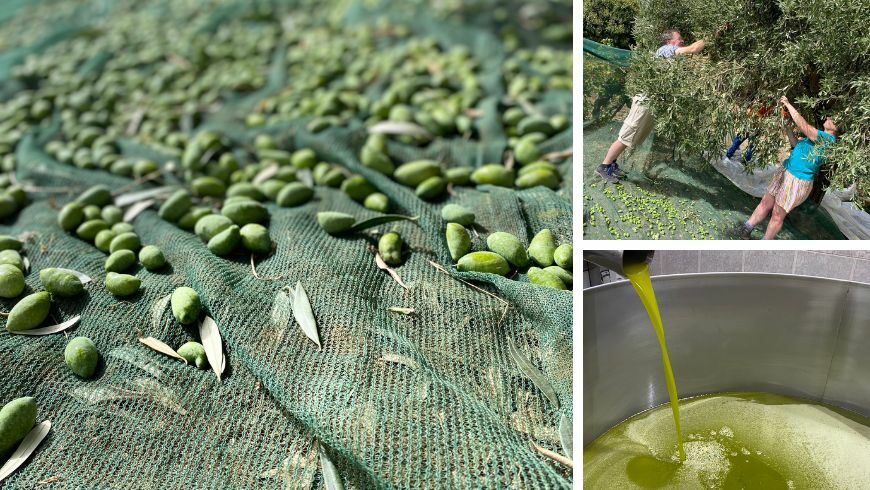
[341,175,376,203]
[195,214,234,242]
[528,228,556,267]
[290,149,317,169]
[415,176,447,201]
[76,219,109,241]
[139,245,166,270]
[64,337,99,378]
[363,192,390,213]
[457,251,510,276]
[275,182,314,207]
[171,287,201,325]
[6,291,51,332]
[208,224,241,256]
[0,235,22,251]
[158,190,193,222]
[104,272,140,297]
[0,396,37,457]
[105,249,136,273]
[515,168,560,190]
[471,164,514,188]
[40,268,84,297]
[544,265,572,287]
[445,166,473,186]
[378,232,403,266]
[177,341,209,369]
[112,222,134,235]
[58,203,84,231]
[222,200,268,226]
[0,249,24,272]
[75,185,112,207]
[101,205,123,225]
[486,232,528,268]
[554,244,572,269]
[94,229,116,252]
[446,223,472,262]
[441,204,475,226]
[0,264,25,298]
[394,160,442,187]
[527,266,566,290]
[317,211,356,235]
[240,224,271,254]
[109,232,141,254]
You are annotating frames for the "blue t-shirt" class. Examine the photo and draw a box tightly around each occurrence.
[784,130,836,180]
[655,44,678,58]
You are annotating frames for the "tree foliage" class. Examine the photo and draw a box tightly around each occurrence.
[626,0,870,205]
[583,0,639,48]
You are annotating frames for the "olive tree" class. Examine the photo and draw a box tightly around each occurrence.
[625,0,870,204]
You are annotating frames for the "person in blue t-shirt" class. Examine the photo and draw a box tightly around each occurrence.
[733,96,841,239]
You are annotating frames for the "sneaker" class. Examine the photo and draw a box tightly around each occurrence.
[596,164,620,183]
[728,222,752,239]
[611,162,627,178]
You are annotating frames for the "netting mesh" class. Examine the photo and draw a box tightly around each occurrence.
[582,39,845,240]
[0,1,572,488]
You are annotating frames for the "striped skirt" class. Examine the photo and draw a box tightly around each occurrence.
[766,166,813,213]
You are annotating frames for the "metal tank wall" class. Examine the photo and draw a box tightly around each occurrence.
[583,273,870,445]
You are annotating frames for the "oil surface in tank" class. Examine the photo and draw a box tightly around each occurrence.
[583,392,870,488]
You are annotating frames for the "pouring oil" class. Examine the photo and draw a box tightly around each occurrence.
[622,260,684,461]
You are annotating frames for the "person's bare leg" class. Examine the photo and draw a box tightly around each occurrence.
[602,140,627,166]
[763,204,787,239]
[747,193,775,227]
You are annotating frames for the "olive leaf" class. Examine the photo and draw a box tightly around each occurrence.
[199,316,225,380]
[150,294,171,331]
[291,282,321,349]
[559,414,573,460]
[114,186,176,207]
[138,337,187,363]
[10,315,80,336]
[297,168,314,187]
[368,121,432,139]
[55,268,91,284]
[123,199,154,222]
[375,254,409,290]
[0,420,51,483]
[318,442,345,490]
[387,306,415,315]
[22,257,29,274]
[349,214,418,233]
[252,163,279,184]
[508,338,559,409]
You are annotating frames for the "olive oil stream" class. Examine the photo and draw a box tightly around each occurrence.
[623,261,684,461]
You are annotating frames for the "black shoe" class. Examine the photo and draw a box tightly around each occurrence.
[611,161,627,178]
[596,164,620,184]
[729,223,752,239]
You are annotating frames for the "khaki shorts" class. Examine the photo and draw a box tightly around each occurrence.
[618,96,655,148]
[766,166,814,213]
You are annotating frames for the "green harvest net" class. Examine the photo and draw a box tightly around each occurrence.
[0,1,573,488]
[582,38,845,240]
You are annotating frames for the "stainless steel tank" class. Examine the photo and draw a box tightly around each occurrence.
[583,273,870,445]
